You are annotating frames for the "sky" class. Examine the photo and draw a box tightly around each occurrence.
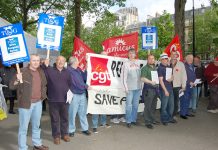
[83,0,211,27]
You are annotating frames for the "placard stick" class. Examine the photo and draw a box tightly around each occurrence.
[210,76,218,83]
[148,49,151,55]
[16,63,23,83]
[46,49,50,59]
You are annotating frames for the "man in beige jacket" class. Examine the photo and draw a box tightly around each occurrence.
[170,51,187,119]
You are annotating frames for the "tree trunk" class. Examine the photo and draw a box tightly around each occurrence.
[21,0,28,31]
[74,0,81,38]
[174,0,186,54]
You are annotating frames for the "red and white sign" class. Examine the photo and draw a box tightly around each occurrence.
[72,36,95,71]
[164,34,183,61]
[102,32,138,58]
[86,53,148,114]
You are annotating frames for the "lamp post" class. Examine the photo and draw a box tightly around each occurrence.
[192,0,196,56]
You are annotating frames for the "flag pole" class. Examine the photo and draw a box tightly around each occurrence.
[46,45,50,59]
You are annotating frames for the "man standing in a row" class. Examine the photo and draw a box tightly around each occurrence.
[43,56,71,145]
[141,54,159,129]
[10,54,48,150]
[170,51,187,119]
[158,53,175,125]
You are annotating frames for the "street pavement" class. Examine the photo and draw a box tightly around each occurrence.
[0,97,218,150]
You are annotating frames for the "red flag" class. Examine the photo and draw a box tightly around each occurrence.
[73,36,95,71]
[102,32,138,58]
[164,35,183,61]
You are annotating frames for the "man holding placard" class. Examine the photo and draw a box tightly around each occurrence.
[141,54,159,129]
[158,53,176,125]
[43,56,71,145]
[9,54,48,150]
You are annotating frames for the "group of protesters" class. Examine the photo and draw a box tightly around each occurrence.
[2,48,217,150]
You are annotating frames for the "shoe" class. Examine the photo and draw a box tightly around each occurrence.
[8,110,16,114]
[162,122,168,126]
[69,132,74,137]
[207,109,217,114]
[93,128,98,133]
[131,122,137,125]
[53,138,60,145]
[152,121,160,125]
[186,114,195,117]
[169,119,177,123]
[33,145,49,150]
[61,135,70,142]
[145,124,154,129]
[110,118,120,124]
[127,123,132,128]
[119,117,126,123]
[180,115,188,119]
[173,116,178,120]
[100,124,111,128]
[82,130,91,136]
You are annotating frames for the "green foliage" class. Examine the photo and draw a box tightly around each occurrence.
[138,10,174,60]
[189,5,218,58]
[81,11,124,54]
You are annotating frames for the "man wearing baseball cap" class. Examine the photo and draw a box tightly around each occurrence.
[158,53,176,125]
[204,57,218,113]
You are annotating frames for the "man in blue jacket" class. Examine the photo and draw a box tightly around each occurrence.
[180,55,196,119]
[68,56,91,137]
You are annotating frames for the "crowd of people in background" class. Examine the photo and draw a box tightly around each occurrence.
[0,49,217,150]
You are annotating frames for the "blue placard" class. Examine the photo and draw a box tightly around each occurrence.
[36,13,64,51]
[0,23,30,66]
[141,26,158,50]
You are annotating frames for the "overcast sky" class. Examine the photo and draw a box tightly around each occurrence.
[83,0,211,27]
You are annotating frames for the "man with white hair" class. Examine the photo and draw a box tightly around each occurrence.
[68,56,91,137]
[181,55,196,119]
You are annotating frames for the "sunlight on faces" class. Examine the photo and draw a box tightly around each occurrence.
[147,55,155,65]
[185,55,193,64]
[128,50,136,60]
[56,56,66,70]
[30,55,40,70]
[161,57,169,65]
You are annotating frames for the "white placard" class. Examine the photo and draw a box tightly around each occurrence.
[166,68,172,80]
[151,71,159,84]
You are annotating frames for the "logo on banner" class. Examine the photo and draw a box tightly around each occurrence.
[1,26,17,36]
[90,57,111,86]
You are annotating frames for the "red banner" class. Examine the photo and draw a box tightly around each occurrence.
[73,36,95,71]
[102,32,138,58]
[164,34,183,61]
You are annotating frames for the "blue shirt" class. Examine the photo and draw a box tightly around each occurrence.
[68,67,88,94]
[157,63,173,92]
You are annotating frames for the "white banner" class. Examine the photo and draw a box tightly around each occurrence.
[86,53,154,114]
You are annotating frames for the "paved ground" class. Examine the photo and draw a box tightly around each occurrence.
[0,97,218,150]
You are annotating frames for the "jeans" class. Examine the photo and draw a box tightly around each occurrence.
[160,90,174,123]
[69,93,89,133]
[92,114,107,128]
[189,86,201,110]
[207,85,218,110]
[49,102,69,138]
[180,86,192,116]
[143,88,157,125]
[125,89,141,123]
[18,101,42,150]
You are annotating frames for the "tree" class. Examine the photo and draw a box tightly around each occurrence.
[174,0,187,52]
[73,0,126,37]
[83,11,124,54]
[0,0,66,31]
